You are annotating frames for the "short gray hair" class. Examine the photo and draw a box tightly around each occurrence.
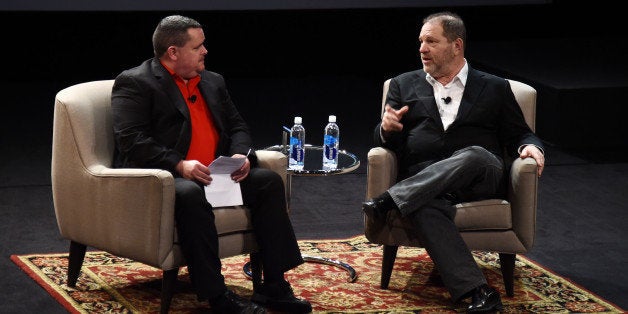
[423,12,466,47]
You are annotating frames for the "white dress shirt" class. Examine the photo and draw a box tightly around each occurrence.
[425,61,469,130]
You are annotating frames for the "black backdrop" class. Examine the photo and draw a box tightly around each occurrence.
[1,1,626,158]
[4,2,609,83]
[1,0,549,11]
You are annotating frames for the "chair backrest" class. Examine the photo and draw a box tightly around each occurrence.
[506,79,536,132]
[52,80,116,175]
[52,80,119,243]
[381,78,537,132]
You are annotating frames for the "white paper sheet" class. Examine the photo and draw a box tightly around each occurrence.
[204,174,243,207]
[204,156,247,207]
[208,155,246,174]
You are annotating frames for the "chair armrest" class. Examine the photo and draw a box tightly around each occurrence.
[255,149,288,187]
[52,165,175,267]
[507,157,539,250]
[366,147,398,200]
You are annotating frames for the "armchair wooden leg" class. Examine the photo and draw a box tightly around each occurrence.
[381,245,398,289]
[160,268,179,314]
[249,252,263,291]
[67,241,87,287]
[498,253,516,297]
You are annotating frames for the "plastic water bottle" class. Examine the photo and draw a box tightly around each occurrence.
[289,116,305,170]
[322,115,339,170]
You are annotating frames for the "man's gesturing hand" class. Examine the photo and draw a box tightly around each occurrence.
[381,104,409,133]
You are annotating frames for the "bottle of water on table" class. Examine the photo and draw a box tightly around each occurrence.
[289,116,305,170]
[322,115,339,170]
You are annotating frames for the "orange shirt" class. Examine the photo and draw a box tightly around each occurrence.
[162,63,219,166]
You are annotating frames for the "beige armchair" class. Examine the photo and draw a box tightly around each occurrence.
[51,80,288,313]
[365,78,539,297]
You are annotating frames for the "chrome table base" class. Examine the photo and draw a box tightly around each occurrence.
[243,254,357,283]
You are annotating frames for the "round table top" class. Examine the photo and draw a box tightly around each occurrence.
[264,144,360,176]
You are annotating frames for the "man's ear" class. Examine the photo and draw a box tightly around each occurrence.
[454,38,464,54]
[166,46,177,60]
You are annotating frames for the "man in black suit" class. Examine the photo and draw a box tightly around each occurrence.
[362,11,545,313]
[111,15,311,314]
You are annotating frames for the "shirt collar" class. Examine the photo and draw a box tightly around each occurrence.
[159,61,201,87]
[425,59,469,87]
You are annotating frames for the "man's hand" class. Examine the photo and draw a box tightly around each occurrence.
[230,153,251,182]
[381,104,409,134]
[520,145,545,177]
[176,160,212,185]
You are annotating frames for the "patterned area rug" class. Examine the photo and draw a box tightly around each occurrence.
[11,235,624,313]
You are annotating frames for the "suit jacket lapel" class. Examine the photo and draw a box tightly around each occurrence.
[151,59,190,121]
[413,72,444,131]
[198,77,224,134]
[455,68,486,124]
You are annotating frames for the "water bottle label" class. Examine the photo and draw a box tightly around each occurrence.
[324,135,338,160]
[290,137,304,162]
[324,145,337,160]
[324,134,336,146]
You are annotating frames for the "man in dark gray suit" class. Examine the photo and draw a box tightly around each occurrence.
[363,11,545,313]
[111,15,311,314]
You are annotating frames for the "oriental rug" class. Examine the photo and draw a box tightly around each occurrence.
[11,235,624,313]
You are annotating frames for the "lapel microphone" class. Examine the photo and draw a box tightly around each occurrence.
[441,96,452,104]
[188,95,197,103]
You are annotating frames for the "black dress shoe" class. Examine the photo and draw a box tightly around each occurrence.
[467,285,503,313]
[210,290,266,314]
[251,280,312,313]
[362,191,396,219]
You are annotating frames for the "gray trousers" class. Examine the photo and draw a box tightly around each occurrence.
[388,146,505,301]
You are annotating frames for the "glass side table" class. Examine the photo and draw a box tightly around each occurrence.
[243,144,360,283]
[265,144,360,208]
[274,144,360,175]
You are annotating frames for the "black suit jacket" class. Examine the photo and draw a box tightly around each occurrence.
[111,58,257,174]
[375,67,543,179]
